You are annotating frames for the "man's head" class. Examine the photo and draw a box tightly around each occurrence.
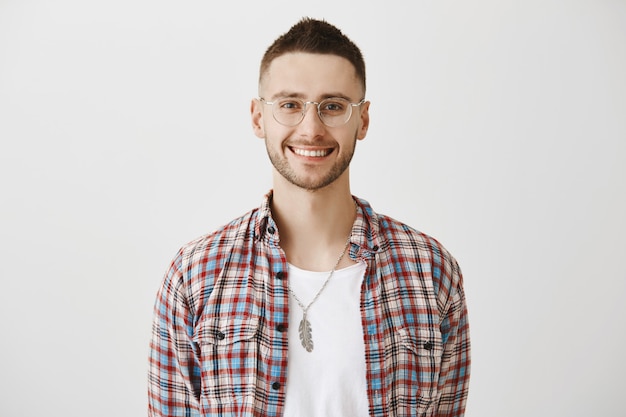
[252,18,370,192]
[259,17,366,97]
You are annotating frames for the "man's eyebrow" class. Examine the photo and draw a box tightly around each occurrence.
[269,91,305,100]
[269,91,354,101]
[321,93,353,101]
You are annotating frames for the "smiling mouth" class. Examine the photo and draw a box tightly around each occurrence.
[290,147,333,157]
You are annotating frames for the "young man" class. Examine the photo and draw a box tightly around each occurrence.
[148,18,470,417]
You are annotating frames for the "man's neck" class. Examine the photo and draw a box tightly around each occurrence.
[270,180,357,272]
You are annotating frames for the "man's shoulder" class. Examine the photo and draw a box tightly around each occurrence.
[367,206,456,266]
[177,207,259,262]
[371,209,463,295]
[369,209,439,248]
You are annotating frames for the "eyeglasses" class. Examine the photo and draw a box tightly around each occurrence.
[258,97,365,127]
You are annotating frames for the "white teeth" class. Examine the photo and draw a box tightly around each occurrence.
[292,148,330,157]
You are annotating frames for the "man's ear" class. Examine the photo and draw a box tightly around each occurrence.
[356,101,370,140]
[251,99,265,139]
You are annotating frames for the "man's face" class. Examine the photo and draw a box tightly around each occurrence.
[251,52,369,191]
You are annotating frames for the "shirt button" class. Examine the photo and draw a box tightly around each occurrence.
[271,382,281,390]
[423,341,433,350]
[216,331,225,340]
[267,226,276,234]
[372,245,379,251]
[275,271,285,280]
[276,324,287,332]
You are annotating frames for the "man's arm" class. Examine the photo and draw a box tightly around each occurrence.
[436,260,471,417]
[148,251,202,416]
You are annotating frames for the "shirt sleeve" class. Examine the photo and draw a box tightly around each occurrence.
[148,250,202,416]
[436,258,471,416]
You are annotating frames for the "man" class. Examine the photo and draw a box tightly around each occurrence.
[148,17,470,417]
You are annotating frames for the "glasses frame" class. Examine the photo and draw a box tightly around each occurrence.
[258,97,366,127]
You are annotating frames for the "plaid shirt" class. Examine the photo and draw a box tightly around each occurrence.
[148,192,470,417]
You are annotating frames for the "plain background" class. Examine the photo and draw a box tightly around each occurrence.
[1,0,625,416]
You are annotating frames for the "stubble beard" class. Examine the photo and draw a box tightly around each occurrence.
[265,135,357,191]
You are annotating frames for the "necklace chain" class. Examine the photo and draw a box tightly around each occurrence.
[288,232,352,352]
[288,234,352,314]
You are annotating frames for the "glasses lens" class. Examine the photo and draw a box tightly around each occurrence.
[272,98,305,126]
[318,98,351,127]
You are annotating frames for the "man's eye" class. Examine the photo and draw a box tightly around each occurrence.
[278,100,302,110]
[322,100,346,112]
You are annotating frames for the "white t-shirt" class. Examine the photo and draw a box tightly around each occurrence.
[283,261,369,417]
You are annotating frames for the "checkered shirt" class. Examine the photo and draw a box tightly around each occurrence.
[148,192,470,416]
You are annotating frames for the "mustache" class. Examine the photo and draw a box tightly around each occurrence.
[284,140,337,148]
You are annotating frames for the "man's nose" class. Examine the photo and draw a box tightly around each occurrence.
[299,102,325,132]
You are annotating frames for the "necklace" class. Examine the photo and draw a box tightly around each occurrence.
[288,234,352,352]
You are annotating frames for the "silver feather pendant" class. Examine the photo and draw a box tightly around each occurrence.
[298,312,314,352]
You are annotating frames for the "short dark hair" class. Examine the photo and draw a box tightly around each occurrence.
[259,17,366,94]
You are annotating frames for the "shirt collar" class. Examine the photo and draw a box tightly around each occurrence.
[254,190,278,244]
[351,196,383,259]
[254,190,383,258]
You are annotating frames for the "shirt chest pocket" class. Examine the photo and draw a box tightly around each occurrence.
[193,316,261,405]
[385,326,443,415]
[398,327,443,399]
